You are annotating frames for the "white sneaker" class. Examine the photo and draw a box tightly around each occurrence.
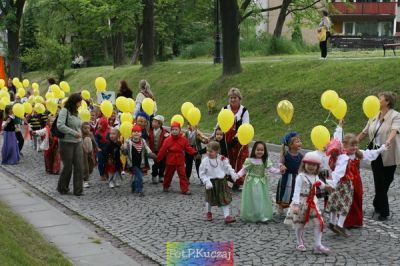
[109,181,115,188]
[121,171,126,176]
[115,180,120,187]
[83,182,89,188]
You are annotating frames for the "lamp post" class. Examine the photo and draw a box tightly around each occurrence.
[214,0,222,64]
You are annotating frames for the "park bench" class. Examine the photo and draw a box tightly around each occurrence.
[382,42,400,56]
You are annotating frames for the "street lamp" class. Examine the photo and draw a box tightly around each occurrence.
[214,0,222,64]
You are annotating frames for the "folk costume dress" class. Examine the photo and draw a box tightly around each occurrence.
[238,158,280,222]
[1,116,20,165]
[276,151,303,208]
[35,126,61,174]
[326,147,386,225]
[284,173,326,230]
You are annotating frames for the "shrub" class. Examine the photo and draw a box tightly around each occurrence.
[180,40,214,59]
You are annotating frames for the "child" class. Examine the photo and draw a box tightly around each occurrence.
[184,124,208,183]
[82,122,96,188]
[122,125,154,196]
[199,141,238,223]
[238,141,280,223]
[214,127,229,157]
[326,134,386,236]
[33,116,61,174]
[276,132,303,211]
[27,110,43,152]
[135,111,150,140]
[284,152,331,254]
[156,122,197,195]
[95,117,110,181]
[148,115,169,184]
[1,105,20,165]
[105,128,123,188]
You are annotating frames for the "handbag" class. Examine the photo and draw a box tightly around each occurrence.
[318,27,327,42]
[367,118,384,150]
[51,111,68,139]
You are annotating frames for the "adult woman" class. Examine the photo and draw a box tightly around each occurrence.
[357,91,400,221]
[57,93,84,196]
[217,88,250,189]
[116,80,133,99]
[135,80,157,116]
[318,10,331,60]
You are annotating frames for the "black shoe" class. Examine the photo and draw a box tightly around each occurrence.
[138,192,145,197]
[378,215,388,221]
[328,223,339,233]
[334,225,349,237]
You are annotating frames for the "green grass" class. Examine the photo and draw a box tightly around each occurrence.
[0,201,72,266]
[24,56,400,148]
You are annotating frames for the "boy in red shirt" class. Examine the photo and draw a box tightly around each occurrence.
[156,122,197,195]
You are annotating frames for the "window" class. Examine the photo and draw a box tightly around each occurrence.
[355,21,379,36]
[344,22,355,35]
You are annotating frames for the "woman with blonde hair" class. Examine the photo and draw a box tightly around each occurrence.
[135,79,157,116]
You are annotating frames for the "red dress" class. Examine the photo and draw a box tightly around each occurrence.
[344,158,363,228]
[44,127,61,174]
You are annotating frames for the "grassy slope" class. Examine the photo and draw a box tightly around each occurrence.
[0,201,71,266]
[25,57,400,147]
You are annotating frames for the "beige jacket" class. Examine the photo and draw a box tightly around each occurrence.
[362,109,400,166]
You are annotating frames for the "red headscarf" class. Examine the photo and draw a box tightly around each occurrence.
[96,117,109,144]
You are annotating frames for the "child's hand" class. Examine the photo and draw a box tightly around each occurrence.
[148,152,157,159]
[279,165,287,174]
[325,185,333,194]
[205,180,213,190]
[338,119,344,127]
[292,204,300,215]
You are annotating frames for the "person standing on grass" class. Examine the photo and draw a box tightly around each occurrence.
[135,80,157,117]
[56,93,84,196]
[116,80,133,99]
[318,10,331,60]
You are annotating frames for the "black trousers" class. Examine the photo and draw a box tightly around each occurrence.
[371,155,396,217]
[152,158,165,178]
[185,153,201,181]
[319,31,330,58]
[15,131,24,151]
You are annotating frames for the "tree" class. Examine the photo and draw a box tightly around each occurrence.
[142,0,154,67]
[0,0,26,78]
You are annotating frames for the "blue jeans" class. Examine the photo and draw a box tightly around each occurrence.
[131,166,143,193]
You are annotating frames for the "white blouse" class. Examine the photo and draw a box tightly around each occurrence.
[199,155,238,183]
[292,173,325,204]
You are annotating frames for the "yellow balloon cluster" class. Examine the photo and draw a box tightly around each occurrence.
[320,90,347,119]
[311,125,330,151]
[217,109,234,133]
[237,123,254,145]
[277,100,294,124]
[362,96,380,119]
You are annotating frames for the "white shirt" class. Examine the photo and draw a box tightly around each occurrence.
[199,155,238,183]
[292,173,325,204]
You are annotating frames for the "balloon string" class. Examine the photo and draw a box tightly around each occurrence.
[324,111,331,124]
[235,146,244,172]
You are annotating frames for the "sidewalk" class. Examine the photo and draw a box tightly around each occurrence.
[0,171,140,266]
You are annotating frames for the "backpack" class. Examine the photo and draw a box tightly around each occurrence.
[51,110,68,139]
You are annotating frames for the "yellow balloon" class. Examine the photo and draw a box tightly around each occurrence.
[59,81,70,93]
[1,87,7,92]
[81,90,91,100]
[80,100,88,109]
[277,100,294,124]
[116,96,128,112]
[331,98,347,119]
[28,95,35,104]
[46,99,58,115]
[12,103,25,118]
[61,97,68,108]
[321,90,339,110]
[181,102,194,119]
[126,98,135,113]
[12,77,20,87]
[33,89,40,96]
[311,125,331,151]
[23,102,33,114]
[0,99,6,110]
[22,79,29,88]
[60,90,65,99]
[100,100,113,118]
[17,88,26,98]
[217,109,234,133]
[32,82,39,91]
[237,123,255,146]
[95,77,107,92]
[0,79,5,89]
[2,96,10,105]
[142,98,154,115]
[16,81,23,89]
[35,96,45,104]
[45,92,54,100]
[120,121,133,139]
[34,103,46,114]
[187,107,201,126]
[171,114,184,127]
[79,109,91,122]
[50,84,61,93]
[363,95,380,119]
[121,112,133,124]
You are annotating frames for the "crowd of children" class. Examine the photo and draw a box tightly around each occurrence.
[1,81,393,255]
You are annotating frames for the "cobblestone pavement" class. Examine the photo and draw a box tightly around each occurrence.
[2,138,400,265]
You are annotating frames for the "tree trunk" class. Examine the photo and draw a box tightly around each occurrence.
[158,40,165,61]
[142,0,155,67]
[131,24,142,65]
[112,32,125,68]
[104,38,109,61]
[273,0,292,37]
[7,30,22,78]
[220,0,241,75]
